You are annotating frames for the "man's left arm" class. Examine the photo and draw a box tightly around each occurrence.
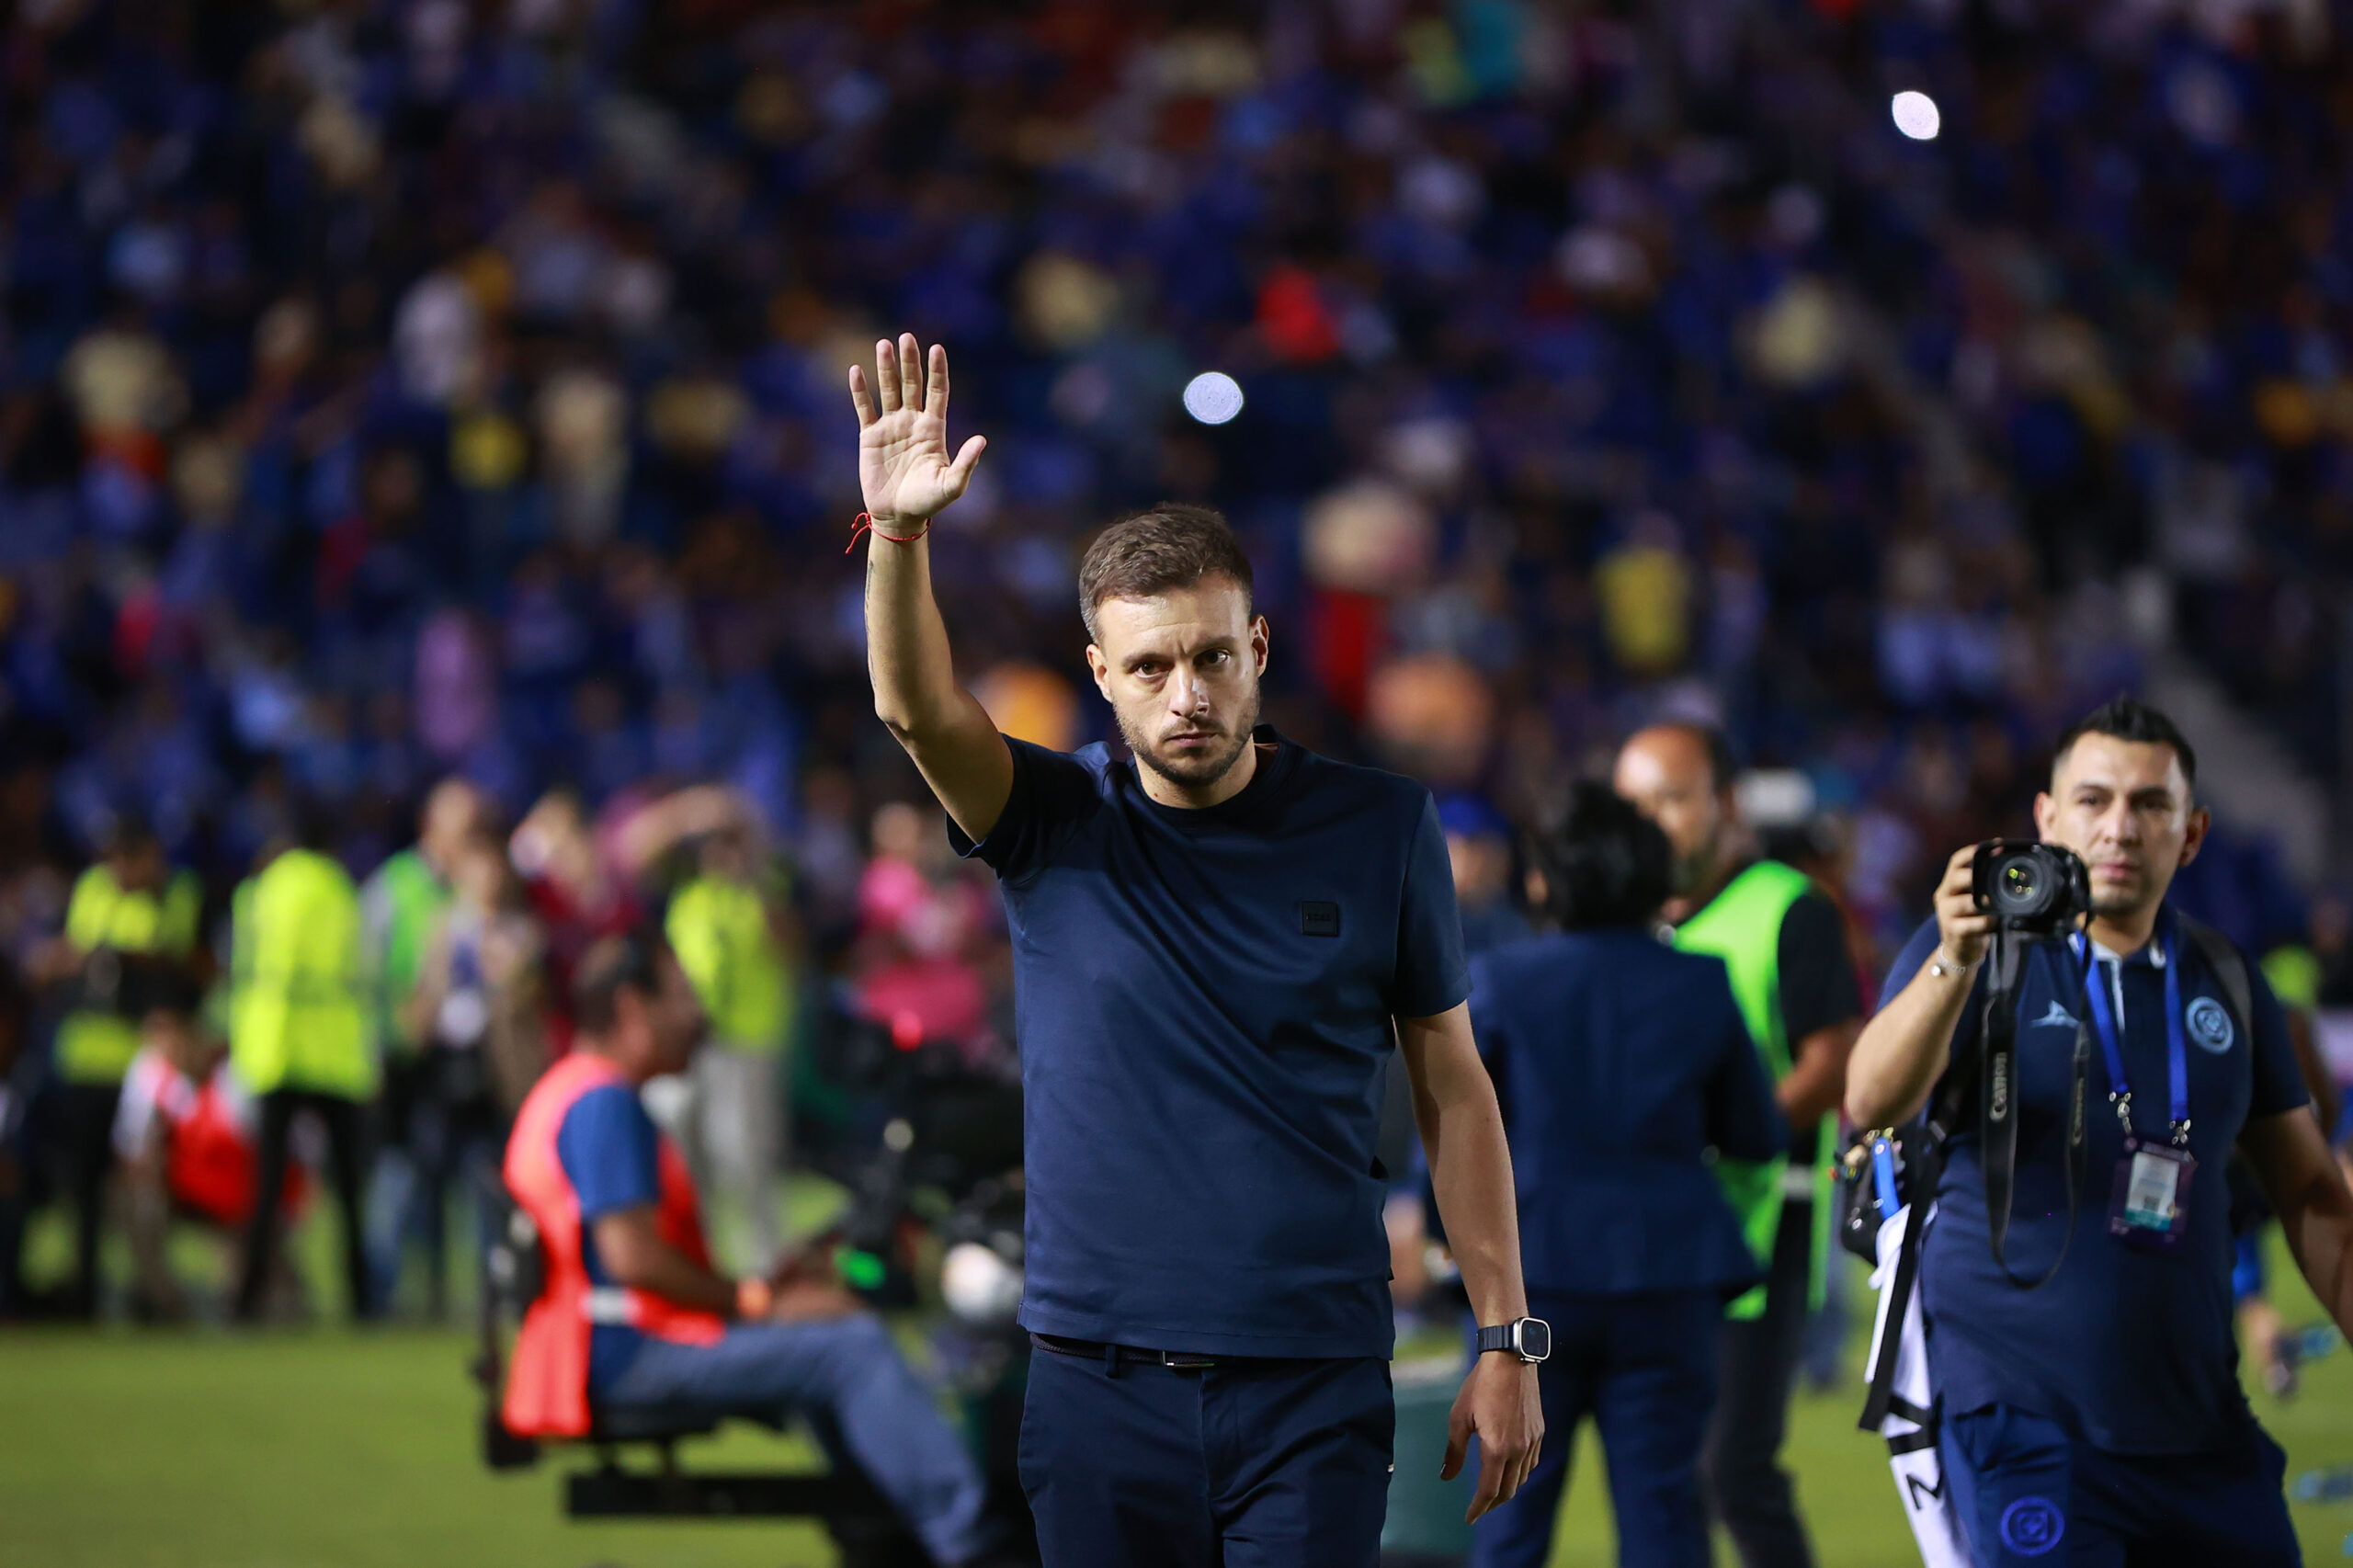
[1780,1019,1861,1124]
[2237,960,2353,1335]
[1777,891,1864,1125]
[1397,1003,1540,1524]
[2241,1108,2353,1335]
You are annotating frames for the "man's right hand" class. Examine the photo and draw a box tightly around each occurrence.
[847,333,986,529]
[1847,842,1993,1127]
[1932,844,1994,970]
[768,1278,864,1323]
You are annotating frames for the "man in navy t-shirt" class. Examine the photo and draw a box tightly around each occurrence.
[1847,699,2353,1566]
[848,335,1543,1565]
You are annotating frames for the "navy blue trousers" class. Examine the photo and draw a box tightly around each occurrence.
[1470,1289,1722,1568]
[1017,1342,1393,1568]
[1939,1403,2300,1567]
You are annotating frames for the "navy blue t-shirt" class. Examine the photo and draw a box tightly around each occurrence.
[951,726,1470,1358]
[1881,910,2308,1453]
[555,1081,661,1392]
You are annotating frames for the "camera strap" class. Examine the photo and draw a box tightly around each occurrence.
[1980,928,2090,1289]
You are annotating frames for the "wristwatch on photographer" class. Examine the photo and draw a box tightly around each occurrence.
[1475,1316,1552,1364]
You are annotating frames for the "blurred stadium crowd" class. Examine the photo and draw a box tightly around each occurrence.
[6,0,2353,1314]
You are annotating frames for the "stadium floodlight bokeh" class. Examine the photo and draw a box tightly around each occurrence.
[1891,90,1942,141]
[1181,371,1245,426]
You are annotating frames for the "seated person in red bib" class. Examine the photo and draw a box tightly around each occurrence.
[113,981,307,1320]
[502,934,994,1567]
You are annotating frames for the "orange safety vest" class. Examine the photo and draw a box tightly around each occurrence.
[501,1051,727,1438]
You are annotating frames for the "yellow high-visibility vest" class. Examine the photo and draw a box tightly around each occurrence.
[666,874,794,1054]
[230,848,373,1099]
[55,865,202,1085]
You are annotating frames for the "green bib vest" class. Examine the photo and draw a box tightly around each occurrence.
[1674,859,1835,1321]
[362,848,453,1059]
[55,865,203,1085]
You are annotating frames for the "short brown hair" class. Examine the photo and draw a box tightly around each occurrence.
[1077,504,1255,642]
[572,931,666,1036]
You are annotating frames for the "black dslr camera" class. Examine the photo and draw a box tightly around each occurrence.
[1837,839,2095,1280]
[1970,839,2090,937]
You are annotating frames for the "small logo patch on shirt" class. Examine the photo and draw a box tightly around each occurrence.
[1299,901,1341,937]
[1999,1496,2064,1556]
[2186,995,2234,1054]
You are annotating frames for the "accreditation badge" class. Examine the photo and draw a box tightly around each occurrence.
[2108,1142,2194,1252]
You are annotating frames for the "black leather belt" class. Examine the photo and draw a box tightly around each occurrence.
[1031,1332,1217,1369]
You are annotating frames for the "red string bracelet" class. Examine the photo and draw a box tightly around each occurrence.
[845,512,930,553]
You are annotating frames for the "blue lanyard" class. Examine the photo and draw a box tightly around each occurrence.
[2073,921,2189,1146]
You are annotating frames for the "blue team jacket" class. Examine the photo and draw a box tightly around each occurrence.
[1471,927,1787,1298]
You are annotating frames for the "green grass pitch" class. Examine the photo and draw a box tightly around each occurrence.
[2,1230,2348,1566]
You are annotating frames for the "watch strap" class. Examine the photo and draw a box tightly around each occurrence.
[1474,1323,1516,1356]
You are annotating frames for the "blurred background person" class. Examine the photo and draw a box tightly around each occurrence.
[1466,780,1783,1568]
[114,975,304,1322]
[229,826,373,1324]
[1615,725,1862,1568]
[27,813,203,1318]
[510,790,642,1062]
[851,800,995,1062]
[0,953,28,1317]
[1443,795,1532,959]
[399,834,546,1320]
[500,934,997,1566]
[663,793,799,1276]
[360,778,489,1314]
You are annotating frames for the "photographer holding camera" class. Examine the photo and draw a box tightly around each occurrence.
[1847,699,2353,1566]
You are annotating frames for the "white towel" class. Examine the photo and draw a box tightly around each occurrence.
[1866,1207,1973,1568]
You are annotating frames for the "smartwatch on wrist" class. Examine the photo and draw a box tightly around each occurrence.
[1475,1316,1552,1364]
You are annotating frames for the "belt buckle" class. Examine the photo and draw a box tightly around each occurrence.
[1158,1350,1216,1369]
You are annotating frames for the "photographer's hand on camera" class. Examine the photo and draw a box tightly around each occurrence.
[1932,845,1995,971]
[1845,846,1987,1130]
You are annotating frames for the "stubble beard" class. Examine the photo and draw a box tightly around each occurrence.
[1122,689,1262,791]
[2090,882,2152,922]
[1668,835,1720,899]
[2081,846,2158,924]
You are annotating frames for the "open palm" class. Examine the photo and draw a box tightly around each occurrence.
[847,333,987,527]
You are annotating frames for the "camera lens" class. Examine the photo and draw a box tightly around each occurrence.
[1971,840,2086,932]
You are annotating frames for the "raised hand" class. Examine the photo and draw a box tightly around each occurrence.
[847,333,986,528]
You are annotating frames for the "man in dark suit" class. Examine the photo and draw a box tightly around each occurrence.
[1468,782,1785,1568]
